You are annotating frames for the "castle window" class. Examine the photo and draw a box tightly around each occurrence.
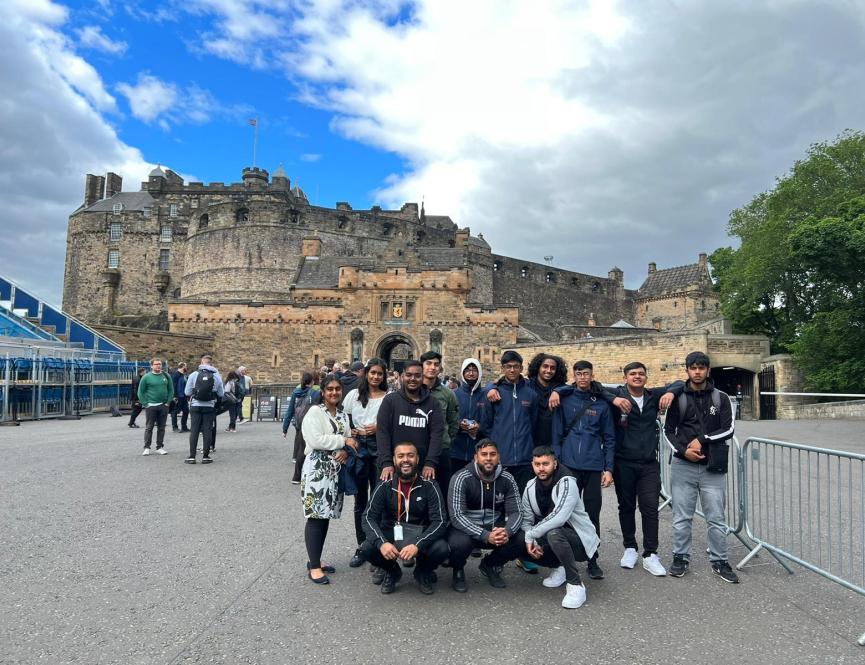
[109,222,122,241]
[190,199,199,209]
[337,215,348,229]
[112,203,123,214]
[494,261,502,272]
[545,272,555,284]
[520,266,529,279]
[382,222,393,236]
[572,277,578,286]
[289,209,299,223]
[592,282,600,292]
[715,302,720,311]
[159,249,170,271]
[107,249,119,269]
[169,204,178,217]
[406,301,416,319]
[160,225,172,242]
[172,287,181,298]
[380,301,389,320]
[701,300,706,311]
[236,208,249,224]
[142,207,151,218]
[198,214,209,229]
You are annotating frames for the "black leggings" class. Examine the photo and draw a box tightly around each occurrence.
[305,518,330,568]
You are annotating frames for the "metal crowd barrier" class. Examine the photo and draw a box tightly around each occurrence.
[738,437,865,645]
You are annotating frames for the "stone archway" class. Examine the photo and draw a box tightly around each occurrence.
[374,332,418,374]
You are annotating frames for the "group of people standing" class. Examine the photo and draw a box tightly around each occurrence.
[129,355,254,463]
[289,347,738,609]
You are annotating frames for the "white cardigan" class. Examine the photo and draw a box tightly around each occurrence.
[301,405,349,455]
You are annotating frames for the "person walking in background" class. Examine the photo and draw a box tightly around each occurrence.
[128,367,147,428]
[237,366,253,423]
[170,362,189,433]
[137,358,174,456]
[282,372,321,484]
[300,374,359,584]
[184,354,225,465]
[224,370,244,432]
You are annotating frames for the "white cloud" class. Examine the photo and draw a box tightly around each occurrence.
[0,0,150,304]
[77,25,128,55]
[193,0,865,287]
[117,73,178,123]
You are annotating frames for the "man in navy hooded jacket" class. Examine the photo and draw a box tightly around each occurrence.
[553,359,615,579]
[480,350,539,491]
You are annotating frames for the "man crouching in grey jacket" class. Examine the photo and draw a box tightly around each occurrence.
[521,446,601,610]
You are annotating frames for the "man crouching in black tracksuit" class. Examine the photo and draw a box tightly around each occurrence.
[361,442,449,595]
[446,439,524,592]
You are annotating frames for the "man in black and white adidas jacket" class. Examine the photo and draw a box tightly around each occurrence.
[361,442,449,595]
[521,446,600,609]
[663,351,738,584]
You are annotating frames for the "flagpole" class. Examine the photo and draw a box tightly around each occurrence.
[252,117,259,168]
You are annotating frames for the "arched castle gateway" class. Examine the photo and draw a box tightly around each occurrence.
[63,165,765,390]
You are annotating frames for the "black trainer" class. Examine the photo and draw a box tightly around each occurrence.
[711,560,740,584]
[587,559,605,580]
[349,549,365,568]
[479,558,507,588]
[380,568,402,594]
[201,457,213,464]
[669,555,689,577]
[184,457,196,464]
[451,567,467,593]
[415,571,435,595]
[371,566,385,585]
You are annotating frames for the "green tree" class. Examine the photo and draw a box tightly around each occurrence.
[711,131,865,392]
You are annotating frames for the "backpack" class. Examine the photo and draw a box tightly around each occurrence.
[192,369,217,402]
[677,389,722,420]
[232,379,244,400]
[293,389,321,428]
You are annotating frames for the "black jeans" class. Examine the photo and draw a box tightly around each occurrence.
[361,537,449,575]
[613,459,661,556]
[573,470,602,561]
[189,406,215,458]
[128,401,142,426]
[435,454,452,501]
[447,527,525,569]
[171,399,189,431]
[144,405,168,448]
[228,402,239,430]
[353,439,378,546]
[534,527,589,584]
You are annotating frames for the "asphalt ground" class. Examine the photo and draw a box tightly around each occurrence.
[1,416,863,664]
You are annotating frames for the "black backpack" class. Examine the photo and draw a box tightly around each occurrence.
[193,369,217,401]
[293,389,321,428]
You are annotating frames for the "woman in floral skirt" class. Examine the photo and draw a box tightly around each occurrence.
[300,374,358,584]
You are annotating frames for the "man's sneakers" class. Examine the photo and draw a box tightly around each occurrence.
[141,448,151,456]
[414,570,436,595]
[451,567,467,593]
[349,549,365,568]
[669,554,689,577]
[201,457,213,464]
[184,457,196,464]
[156,448,168,455]
[516,559,539,574]
[561,582,587,609]
[711,560,740,584]
[128,423,140,428]
[479,558,507,588]
[542,566,567,588]
[642,554,666,576]
[380,567,402,594]
[587,559,605,579]
[371,566,385,585]
[620,547,639,569]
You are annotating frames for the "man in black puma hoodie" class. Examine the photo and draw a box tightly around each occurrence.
[377,360,445,482]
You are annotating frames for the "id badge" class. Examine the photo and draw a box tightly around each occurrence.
[393,524,404,541]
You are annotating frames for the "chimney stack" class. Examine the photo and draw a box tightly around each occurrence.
[105,172,122,198]
[84,174,105,207]
[648,262,656,274]
[698,253,707,267]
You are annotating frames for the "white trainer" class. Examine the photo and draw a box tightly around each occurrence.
[620,547,639,569]
[561,582,587,609]
[141,448,151,456]
[542,566,567,588]
[642,553,667,576]
[156,448,168,455]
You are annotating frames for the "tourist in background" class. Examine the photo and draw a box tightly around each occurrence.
[300,374,359,584]
[184,354,225,464]
[224,370,244,432]
[282,372,321,484]
[170,362,189,433]
[127,367,147,428]
[137,358,174,455]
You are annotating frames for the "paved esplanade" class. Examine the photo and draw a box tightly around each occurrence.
[1,416,862,664]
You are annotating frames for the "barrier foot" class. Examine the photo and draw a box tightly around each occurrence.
[658,497,671,511]
[767,548,794,574]
[736,543,764,570]
[0,421,21,426]
[857,632,865,647]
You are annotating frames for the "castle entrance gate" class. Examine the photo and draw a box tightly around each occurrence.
[374,332,418,374]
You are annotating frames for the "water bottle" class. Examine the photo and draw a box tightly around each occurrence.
[619,411,629,428]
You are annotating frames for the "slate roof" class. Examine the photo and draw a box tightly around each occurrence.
[83,191,157,213]
[637,262,707,298]
[611,319,635,328]
[295,257,374,288]
[416,248,466,269]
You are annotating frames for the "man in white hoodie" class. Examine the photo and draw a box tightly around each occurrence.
[521,445,601,609]
[450,358,489,474]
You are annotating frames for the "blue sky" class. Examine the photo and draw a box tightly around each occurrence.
[2,0,865,307]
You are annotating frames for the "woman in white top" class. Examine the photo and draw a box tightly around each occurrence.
[300,374,358,584]
[342,358,390,568]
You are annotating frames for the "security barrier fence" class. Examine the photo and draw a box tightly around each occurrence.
[1,353,149,423]
[657,420,865,645]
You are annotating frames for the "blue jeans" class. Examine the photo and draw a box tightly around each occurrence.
[670,457,728,562]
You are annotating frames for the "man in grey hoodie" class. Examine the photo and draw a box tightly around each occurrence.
[450,358,489,474]
[184,354,225,464]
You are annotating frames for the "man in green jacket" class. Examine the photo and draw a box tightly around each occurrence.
[137,358,175,456]
[420,351,460,498]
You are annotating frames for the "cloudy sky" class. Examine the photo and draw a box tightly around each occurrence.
[2,0,864,306]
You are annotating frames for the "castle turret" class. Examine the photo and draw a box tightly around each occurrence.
[242,167,269,190]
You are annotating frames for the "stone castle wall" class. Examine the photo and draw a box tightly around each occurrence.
[91,324,214,367]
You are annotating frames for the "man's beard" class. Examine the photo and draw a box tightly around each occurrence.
[398,463,418,480]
